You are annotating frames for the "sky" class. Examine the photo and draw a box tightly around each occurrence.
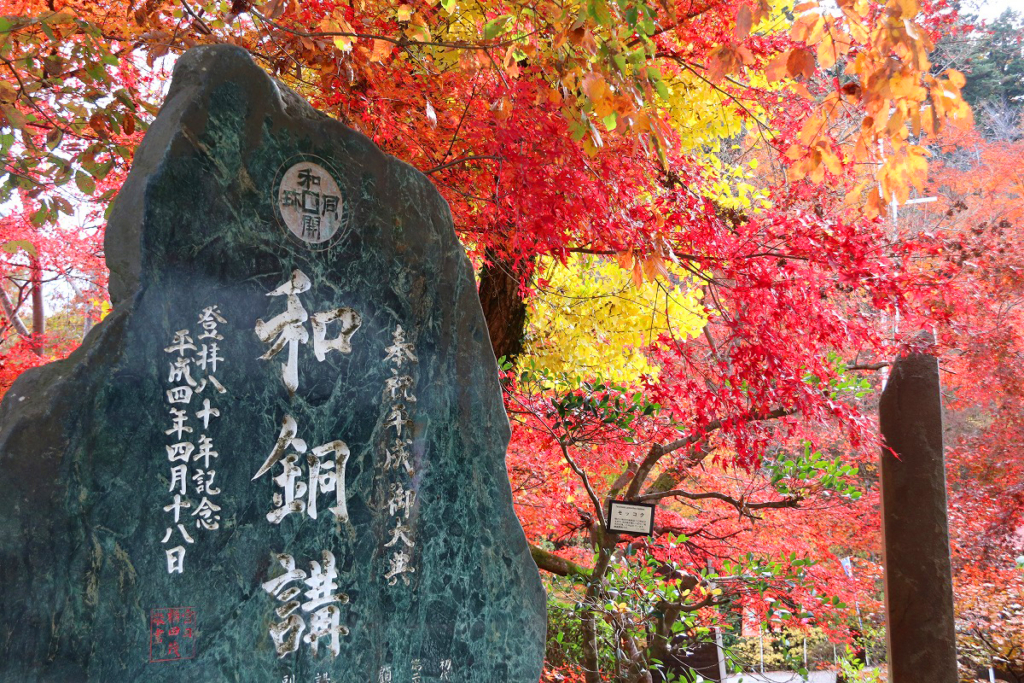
[966,0,1018,20]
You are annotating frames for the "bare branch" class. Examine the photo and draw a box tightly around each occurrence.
[636,488,802,518]
[424,155,503,175]
[0,285,30,338]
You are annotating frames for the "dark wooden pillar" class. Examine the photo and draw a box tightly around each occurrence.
[879,335,958,682]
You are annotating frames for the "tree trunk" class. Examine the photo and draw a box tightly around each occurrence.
[477,249,531,363]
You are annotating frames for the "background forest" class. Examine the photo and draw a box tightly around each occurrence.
[1,0,1022,681]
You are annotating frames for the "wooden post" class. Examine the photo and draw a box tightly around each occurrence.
[30,255,44,355]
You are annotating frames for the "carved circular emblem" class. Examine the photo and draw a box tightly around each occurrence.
[274,156,350,249]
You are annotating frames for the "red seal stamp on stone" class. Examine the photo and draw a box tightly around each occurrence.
[149,606,197,662]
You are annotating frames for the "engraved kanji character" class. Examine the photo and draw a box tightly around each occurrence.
[168,356,197,387]
[383,325,417,366]
[320,194,340,220]
[167,641,180,659]
[297,168,321,190]
[387,482,415,519]
[255,270,311,394]
[263,553,307,603]
[384,521,414,549]
[166,546,186,574]
[196,398,220,429]
[263,554,309,657]
[253,414,301,480]
[379,666,393,683]
[301,551,341,612]
[192,468,220,495]
[193,435,218,468]
[307,440,351,522]
[169,464,188,495]
[166,441,195,463]
[384,438,413,475]
[164,330,196,356]
[192,496,222,530]
[166,385,194,404]
[386,404,409,439]
[301,214,322,240]
[197,305,226,340]
[163,494,192,524]
[165,408,192,439]
[383,368,416,402]
[161,523,195,545]
[195,375,227,394]
[310,307,361,362]
[281,190,301,209]
[302,551,348,657]
[195,343,224,373]
[266,610,305,656]
[305,604,346,658]
[267,453,308,524]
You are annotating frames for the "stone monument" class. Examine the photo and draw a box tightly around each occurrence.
[879,334,958,683]
[0,45,546,683]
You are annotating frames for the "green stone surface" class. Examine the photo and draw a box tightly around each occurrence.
[0,45,545,683]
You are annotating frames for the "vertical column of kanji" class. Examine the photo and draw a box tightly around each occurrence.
[253,268,362,663]
[162,328,198,575]
[380,325,418,588]
[160,306,230,577]
[192,306,227,533]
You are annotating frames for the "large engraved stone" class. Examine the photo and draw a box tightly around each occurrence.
[0,45,545,682]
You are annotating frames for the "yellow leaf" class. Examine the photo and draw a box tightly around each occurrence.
[397,4,413,21]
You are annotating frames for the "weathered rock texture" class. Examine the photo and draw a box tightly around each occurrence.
[0,45,545,683]
[879,337,958,683]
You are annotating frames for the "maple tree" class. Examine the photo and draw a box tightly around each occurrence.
[906,119,1024,682]
[0,0,997,680]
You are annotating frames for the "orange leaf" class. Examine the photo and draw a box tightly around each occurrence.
[787,48,816,80]
[765,50,791,82]
[369,39,392,62]
[734,4,753,41]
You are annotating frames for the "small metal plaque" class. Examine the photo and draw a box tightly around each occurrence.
[607,501,655,535]
[274,156,349,249]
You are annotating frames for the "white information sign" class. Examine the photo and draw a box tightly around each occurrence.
[607,501,655,535]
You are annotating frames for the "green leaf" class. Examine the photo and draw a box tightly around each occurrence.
[1,239,36,256]
[75,170,96,195]
[46,126,63,150]
[483,15,511,40]
[1,103,28,130]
